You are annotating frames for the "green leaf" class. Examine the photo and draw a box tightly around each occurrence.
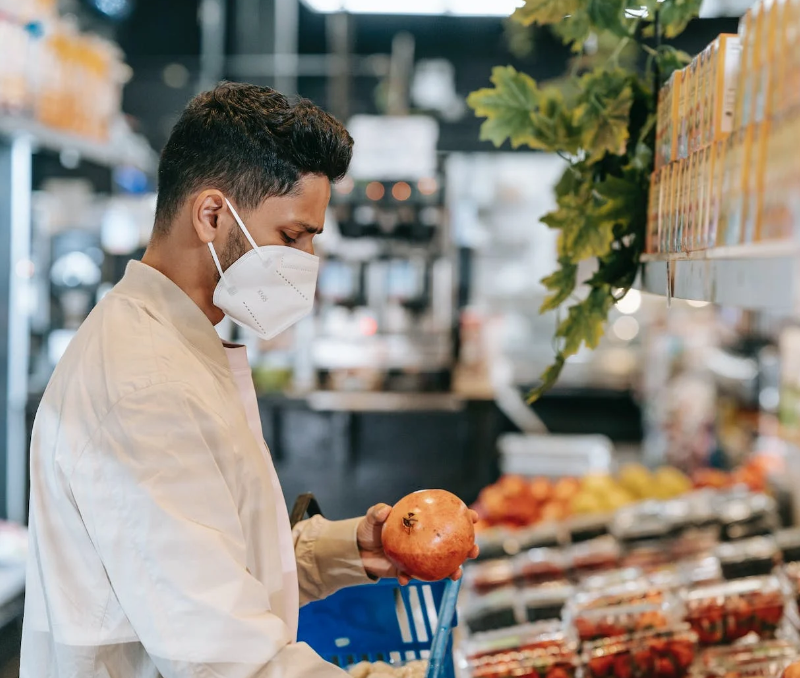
[540,258,578,312]
[467,66,540,148]
[528,87,582,153]
[513,0,582,26]
[527,354,566,403]
[589,244,640,288]
[551,13,593,52]
[554,164,588,202]
[556,286,615,357]
[654,45,692,80]
[587,0,629,37]
[642,0,701,38]
[594,174,641,227]
[574,69,634,161]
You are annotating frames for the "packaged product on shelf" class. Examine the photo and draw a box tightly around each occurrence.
[461,622,580,678]
[565,514,610,545]
[769,1,793,116]
[695,146,710,250]
[719,129,747,246]
[678,65,693,161]
[514,546,569,586]
[688,58,701,156]
[709,140,726,246]
[697,638,799,671]
[571,581,668,612]
[665,71,683,165]
[683,575,786,645]
[658,165,673,254]
[697,657,796,678]
[776,528,800,563]
[647,172,659,254]
[579,567,647,592]
[753,0,781,125]
[675,160,688,253]
[569,598,679,643]
[717,491,778,541]
[582,625,698,678]
[686,153,699,252]
[735,6,762,131]
[466,559,515,593]
[743,122,770,243]
[709,34,742,145]
[463,587,520,634]
[520,582,574,623]
[715,536,779,580]
[785,0,800,113]
[516,522,562,551]
[569,535,621,577]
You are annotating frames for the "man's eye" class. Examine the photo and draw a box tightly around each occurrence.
[282,233,298,244]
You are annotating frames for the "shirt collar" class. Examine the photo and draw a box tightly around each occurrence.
[115,260,229,369]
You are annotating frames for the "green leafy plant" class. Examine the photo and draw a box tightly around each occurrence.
[467,0,699,401]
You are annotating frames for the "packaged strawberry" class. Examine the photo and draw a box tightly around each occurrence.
[568,598,679,643]
[465,558,515,594]
[696,656,795,678]
[520,582,574,624]
[461,621,579,678]
[582,624,698,678]
[683,576,787,645]
[716,536,779,581]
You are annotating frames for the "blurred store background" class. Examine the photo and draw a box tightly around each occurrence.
[2,0,800,674]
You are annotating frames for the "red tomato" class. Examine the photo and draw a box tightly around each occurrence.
[382,489,475,581]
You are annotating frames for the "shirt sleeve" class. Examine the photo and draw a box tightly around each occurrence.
[69,380,347,677]
[293,515,375,605]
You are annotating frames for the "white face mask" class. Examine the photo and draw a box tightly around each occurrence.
[208,198,319,340]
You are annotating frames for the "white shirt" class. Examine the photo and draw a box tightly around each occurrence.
[21,260,371,678]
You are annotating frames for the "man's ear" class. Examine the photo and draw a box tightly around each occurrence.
[191,190,227,245]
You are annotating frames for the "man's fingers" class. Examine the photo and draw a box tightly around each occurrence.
[468,544,480,559]
[469,509,480,524]
[367,503,392,525]
[398,573,411,586]
[449,567,463,581]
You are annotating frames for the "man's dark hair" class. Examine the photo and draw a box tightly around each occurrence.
[153,82,353,234]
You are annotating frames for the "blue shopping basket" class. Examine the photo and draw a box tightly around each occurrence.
[291,493,459,678]
[298,578,458,678]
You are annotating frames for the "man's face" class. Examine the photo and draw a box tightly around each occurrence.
[219,174,330,271]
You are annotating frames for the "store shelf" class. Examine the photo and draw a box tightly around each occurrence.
[0,115,156,172]
[638,242,800,310]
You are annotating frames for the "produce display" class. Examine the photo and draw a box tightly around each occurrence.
[382,489,475,582]
[583,626,697,678]
[572,601,674,643]
[473,466,694,531]
[683,577,786,645]
[347,659,428,678]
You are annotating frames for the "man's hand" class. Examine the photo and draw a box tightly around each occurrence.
[357,503,480,585]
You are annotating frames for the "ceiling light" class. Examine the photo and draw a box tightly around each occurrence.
[301,0,524,16]
[615,289,642,315]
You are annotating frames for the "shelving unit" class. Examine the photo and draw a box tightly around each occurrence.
[638,242,800,311]
[0,115,156,523]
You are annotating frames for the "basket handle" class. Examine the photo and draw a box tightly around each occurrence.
[425,577,462,678]
[290,493,324,528]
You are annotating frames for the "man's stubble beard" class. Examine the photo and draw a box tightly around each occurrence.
[216,225,249,281]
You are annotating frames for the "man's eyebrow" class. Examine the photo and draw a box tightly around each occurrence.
[294,221,324,234]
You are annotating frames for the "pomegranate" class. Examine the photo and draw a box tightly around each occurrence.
[382,489,475,582]
[783,662,800,678]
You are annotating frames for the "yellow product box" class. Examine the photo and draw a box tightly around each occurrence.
[743,122,770,242]
[664,71,683,164]
[703,41,717,147]
[661,164,677,253]
[724,127,754,246]
[656,83,669,170]
[695,146,710,249]
[763,117,800,240]
[754,0,781,124]
[675,159,689,252]
[708,141,725,247]
[658,166,672,253]
[769,0,793,115]
[647,172,659,253]
[686,153,699,251]
[785,0,800,112]
[697,45,711,150]
[710,34,742,143]
[688,57,700,155]
[735,6,763,130]
[678,66,692,160]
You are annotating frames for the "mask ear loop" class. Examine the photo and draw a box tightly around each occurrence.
[207,241,236,294]
[225,198,265,262]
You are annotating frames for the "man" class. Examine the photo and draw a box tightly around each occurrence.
[21,83,477,677]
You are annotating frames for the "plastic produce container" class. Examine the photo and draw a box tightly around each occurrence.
[582,625,698,678]
[462,587,519,634]
[683,575,786,645]
[465,559,515,594]
[520,582,574,623]
[716,536,778,580]
[514,546,569,586]
[569,598,679,643]
[569,536,621,577]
